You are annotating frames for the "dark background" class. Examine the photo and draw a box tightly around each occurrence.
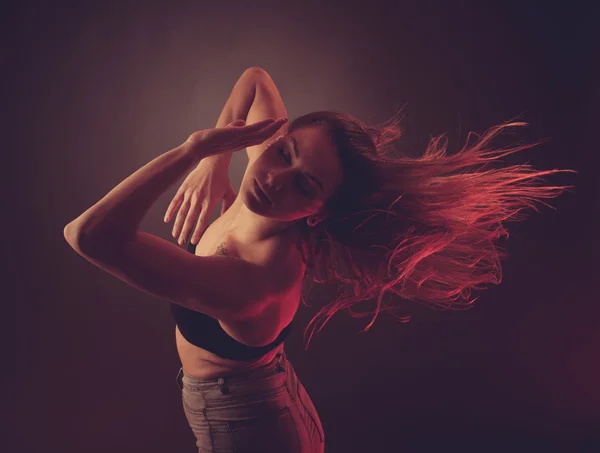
[11,1,599,452]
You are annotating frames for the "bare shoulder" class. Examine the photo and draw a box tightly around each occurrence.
[246,231,305,298]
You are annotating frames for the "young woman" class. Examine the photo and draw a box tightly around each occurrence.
[64,67,574,453]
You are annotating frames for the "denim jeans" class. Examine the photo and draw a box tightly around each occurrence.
[176,351,325,452]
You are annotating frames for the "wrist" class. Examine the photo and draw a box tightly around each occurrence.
[182,130,233,168]
[200,152,232,168]
[180,139,205,163]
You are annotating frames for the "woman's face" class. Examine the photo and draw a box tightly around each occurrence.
[240,125,344,222]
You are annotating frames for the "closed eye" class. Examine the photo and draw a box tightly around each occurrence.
[279,148,291,164]
[279,149,313,197]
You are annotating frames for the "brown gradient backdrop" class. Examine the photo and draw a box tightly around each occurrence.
[10,1,598,452]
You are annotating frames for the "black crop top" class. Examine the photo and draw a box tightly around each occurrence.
[169,241,292,361]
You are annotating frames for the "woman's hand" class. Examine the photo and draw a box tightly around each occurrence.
[166,117,287,246]
[186,117,288,160]
[164,158,237,246]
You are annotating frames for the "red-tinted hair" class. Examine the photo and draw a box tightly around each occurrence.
[287,110,576,349]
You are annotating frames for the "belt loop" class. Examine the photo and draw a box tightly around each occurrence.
[276,352,285,372]
[176,367,184,391]
[217,377,229,394]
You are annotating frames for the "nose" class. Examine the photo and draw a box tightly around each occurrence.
[265,169,288,192]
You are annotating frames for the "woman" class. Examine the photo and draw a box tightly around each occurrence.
[64,67,573,452]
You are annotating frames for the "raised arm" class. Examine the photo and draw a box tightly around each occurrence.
[165,67,288,245]
[209,66,289,166]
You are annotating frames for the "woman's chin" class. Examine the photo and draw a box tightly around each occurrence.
[241,191,272,217]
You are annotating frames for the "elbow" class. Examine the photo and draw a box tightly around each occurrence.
[64,221,88,254]
[64,221,132,258]
[243,66,270,83]
[63,221,99,256]
[64,221,79,247]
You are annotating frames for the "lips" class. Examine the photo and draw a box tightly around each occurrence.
[254,179,272,205]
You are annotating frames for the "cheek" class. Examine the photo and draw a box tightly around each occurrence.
[295,199,321,216]
[274,195,314,217]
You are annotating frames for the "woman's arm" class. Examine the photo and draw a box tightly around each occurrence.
[165,67,289,245]
[64,143,199,249]
[64,118,285,250]
[203,67,289,168]
[63,119,295,322]
[242,67,289,164]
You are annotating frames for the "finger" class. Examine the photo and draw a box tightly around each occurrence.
[172,197,191,240]
[164,191,184,223]
[243,117,276,131]
[255,117,288,137]
[191,210,210,245]
[239,118,288,147]
[178,200,202,246]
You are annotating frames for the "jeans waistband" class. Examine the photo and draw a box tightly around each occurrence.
[176,351,287,393]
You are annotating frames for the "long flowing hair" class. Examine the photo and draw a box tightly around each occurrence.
[286,109,576,349]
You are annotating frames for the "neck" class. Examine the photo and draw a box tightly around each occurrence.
[226,197,300,243]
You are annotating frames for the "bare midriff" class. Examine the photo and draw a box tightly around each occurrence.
[175,325,285,379]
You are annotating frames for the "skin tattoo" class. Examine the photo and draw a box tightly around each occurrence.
[215,243,229,256]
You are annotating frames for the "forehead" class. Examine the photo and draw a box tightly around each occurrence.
[286,126,343,197]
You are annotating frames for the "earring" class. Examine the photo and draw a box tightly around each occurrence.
[307,216,318,227]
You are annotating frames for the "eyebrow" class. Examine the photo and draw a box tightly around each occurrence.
[289,136,324,193]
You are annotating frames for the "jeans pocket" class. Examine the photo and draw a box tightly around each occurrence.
[229,406,301,453]
[297,384,325,444]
